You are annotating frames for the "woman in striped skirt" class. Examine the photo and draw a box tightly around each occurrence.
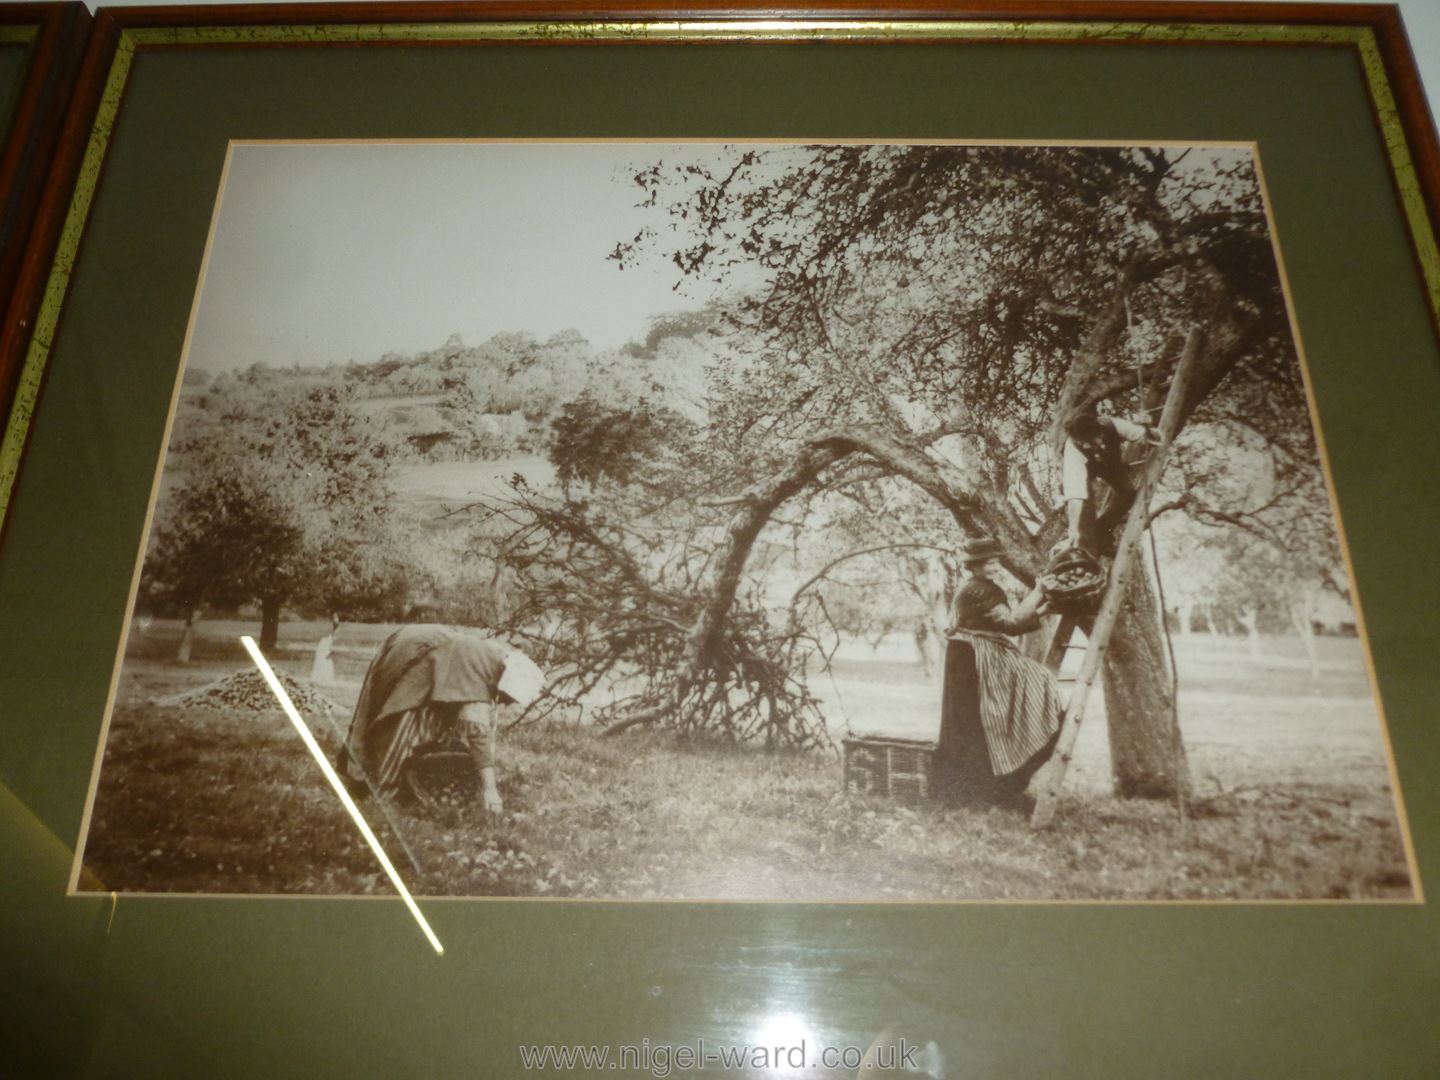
[934,536,1063,811]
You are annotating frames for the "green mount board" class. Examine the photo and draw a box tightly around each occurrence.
[2,23,1439,1078]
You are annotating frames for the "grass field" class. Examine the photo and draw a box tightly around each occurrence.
[392,454,555,501]
[77,620,1414,901]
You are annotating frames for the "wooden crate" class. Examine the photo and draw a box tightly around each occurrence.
[842,736,936,805]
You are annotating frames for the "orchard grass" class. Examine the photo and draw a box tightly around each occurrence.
[80,630,1411,901]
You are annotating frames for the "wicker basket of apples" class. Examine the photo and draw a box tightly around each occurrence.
[1039,547,1107,615]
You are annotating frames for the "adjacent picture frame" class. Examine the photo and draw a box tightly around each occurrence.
[4,3,1439,1076]
[0,1,89,421]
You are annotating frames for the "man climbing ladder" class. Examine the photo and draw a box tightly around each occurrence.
[1030,327,1203,829]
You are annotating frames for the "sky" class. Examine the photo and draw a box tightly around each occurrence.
[185,141,729,373]
[184,140,1252,376]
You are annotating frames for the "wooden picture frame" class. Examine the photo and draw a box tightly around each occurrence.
[4,2,1440,1075]
[0,1,89,421]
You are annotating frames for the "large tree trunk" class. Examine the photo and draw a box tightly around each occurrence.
[1103,548,1189,799]
[1085,329,1204,801]
[258,597,283,655]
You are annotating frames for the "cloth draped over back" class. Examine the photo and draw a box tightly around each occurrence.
[339,625,506,796]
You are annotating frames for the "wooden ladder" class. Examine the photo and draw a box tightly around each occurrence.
[1029,328,1201,829]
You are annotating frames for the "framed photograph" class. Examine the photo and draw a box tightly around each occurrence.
[4,2,1440,1075]
[0,1,89,417]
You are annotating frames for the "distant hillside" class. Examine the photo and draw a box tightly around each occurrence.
[176,316,720,469]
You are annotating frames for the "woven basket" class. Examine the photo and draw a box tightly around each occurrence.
[1040,547,1107,615]
[400,749,482,810]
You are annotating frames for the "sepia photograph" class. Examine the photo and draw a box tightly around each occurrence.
[70,140,1415,902]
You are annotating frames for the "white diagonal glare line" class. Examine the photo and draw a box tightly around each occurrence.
[240,636,443,955]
